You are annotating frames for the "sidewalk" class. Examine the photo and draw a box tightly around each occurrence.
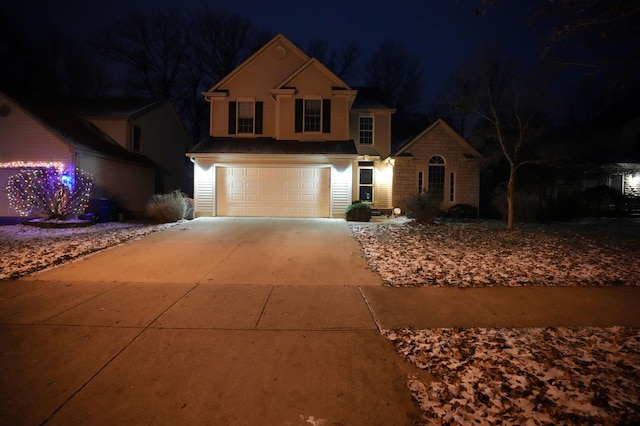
[1,280,638,425]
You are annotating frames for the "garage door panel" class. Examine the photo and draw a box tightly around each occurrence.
[217,167,330,217]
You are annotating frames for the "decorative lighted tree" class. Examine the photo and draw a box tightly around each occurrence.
[6,167,94,219]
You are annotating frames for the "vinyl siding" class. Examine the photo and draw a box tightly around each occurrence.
[85,117,128,149]
[193,160,215,217]
[331,161,353,218]
[0,96,74,166]
[77,155,154,215]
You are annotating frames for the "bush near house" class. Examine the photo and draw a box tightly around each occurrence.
[402,192,443,224]
[446,203,478,219]
[345,201,372,222]
[145,190,188,223]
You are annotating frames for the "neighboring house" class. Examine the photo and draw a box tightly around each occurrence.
[582,114,640,197]
[582,114,640,214]
[67,98,192,195]
[0,92,174,219]
[188,34,481,218]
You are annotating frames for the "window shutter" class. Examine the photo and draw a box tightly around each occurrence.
[322,99,331,133]
[295,99,303,133]
[255,101,263,134]
[228,102,236,134]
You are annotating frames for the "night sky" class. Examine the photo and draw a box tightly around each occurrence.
[5,0,545,102]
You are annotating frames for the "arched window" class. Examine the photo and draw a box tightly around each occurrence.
[428,156,445,200]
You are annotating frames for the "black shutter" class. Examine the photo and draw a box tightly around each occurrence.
[228,102,236,134]
[255,101,263,134]
[295,99,303,133]
[322,99,331,133]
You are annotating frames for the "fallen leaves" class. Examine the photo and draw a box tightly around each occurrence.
[349,219,640,287]
[0,222,177,279]
[385,327,640,425]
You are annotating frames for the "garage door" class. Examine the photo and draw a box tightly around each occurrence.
[217,167,331,217]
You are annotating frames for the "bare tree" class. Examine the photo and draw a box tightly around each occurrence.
[91,11,190,99]
[456,49,550,229]
[191,10,271,85]
[307,40,360,82]
[366,39,424,113]
[0,13,111,99]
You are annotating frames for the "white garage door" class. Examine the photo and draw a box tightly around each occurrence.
[217,167,331,217]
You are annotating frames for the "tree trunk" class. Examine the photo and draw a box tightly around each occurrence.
[506,167,516,230]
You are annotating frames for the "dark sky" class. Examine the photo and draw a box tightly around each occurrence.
[5,0,546,102]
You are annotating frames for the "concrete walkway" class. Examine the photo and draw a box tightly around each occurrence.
[1,218,639,425]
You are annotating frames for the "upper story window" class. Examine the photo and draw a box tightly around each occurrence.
[359,116,374,145]
[228,100,263,135]
[304,98,321,132]
[295,98,331,134]
[237,101,255,134]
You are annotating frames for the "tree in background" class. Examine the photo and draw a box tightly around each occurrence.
[451,48,551,229]
[366,39,424,113]
[7,168,94,220]
[307,40,361,82]
[0,11,111,99]
[90,9,268,143]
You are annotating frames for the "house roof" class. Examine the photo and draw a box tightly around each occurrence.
[189,137,358,155]
[17,99,158,168]
[206,33,310,93]
[391,113,438,154]
[392,117,483,160]
[43,98,168,119]
[274,58,352,91]
[351,87,394,110]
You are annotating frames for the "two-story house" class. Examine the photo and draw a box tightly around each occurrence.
[0,93,191,220]
[188,34,481,218]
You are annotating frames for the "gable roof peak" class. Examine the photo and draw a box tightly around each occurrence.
[205,33,310,94]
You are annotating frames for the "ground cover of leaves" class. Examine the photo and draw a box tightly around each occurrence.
[0,221,176,279]
[349,219,640,287]
[351,218,640,424]
[385,327,640,425]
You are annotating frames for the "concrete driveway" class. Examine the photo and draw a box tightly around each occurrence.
[26,217,383,285]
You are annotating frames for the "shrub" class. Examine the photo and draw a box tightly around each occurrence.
[145,190,188,223]
[345,201,371,222]
[6,167,93,219]
[446,203,478,219]
[402,192,443,224]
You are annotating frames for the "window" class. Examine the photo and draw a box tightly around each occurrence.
[295,99,330,133]
[304,99,321,132]
[428,156,445,200]
[359,116,374,145]
[237,101,255,134]
[358,161,374,202]
[417,171,424,194]
[228,101,262,135]
[449,172,455,202]
[133,125,141,152]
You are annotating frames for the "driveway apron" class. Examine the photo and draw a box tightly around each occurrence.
[1,218,423,425]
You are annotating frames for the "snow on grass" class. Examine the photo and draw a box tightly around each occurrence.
[385,327,640,425]
[349,218,640,287]
[351,218,640,424]
[0,221,178,279]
